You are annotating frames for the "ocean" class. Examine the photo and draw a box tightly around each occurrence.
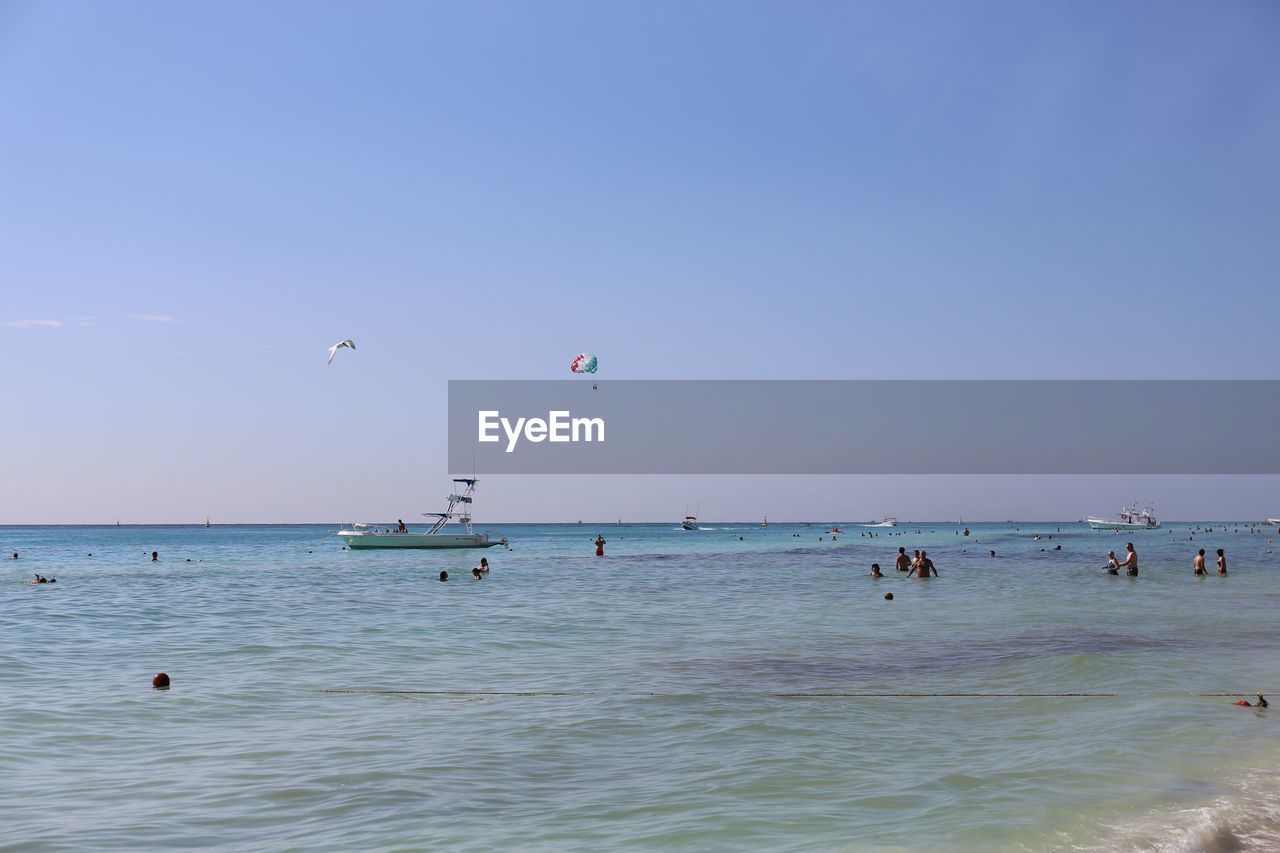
[3,521,1279,851]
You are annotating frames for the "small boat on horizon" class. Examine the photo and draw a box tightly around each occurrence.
[337,479,508,549]
[681,515,698,531]
[863,518,897,528]
[1267,517,1280,526]
[1087,503,1160,530]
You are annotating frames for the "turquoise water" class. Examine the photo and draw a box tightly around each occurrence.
[4,521,1280,850]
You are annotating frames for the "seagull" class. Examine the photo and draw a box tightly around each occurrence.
[327,339,356,367]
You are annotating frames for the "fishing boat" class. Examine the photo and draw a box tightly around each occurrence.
[1087,503,1160,530]
[681,515,698,531]
[337,479,507,549]
[863,518,898,528]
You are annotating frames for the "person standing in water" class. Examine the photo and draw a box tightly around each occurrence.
[1194,549,1207,576]
[1116,543,1138,576]
[594,535,606,557]
[908,550,937,578]
[894,547,911,572]
[1217,548,1227,575]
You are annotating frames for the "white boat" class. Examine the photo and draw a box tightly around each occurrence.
[681,515,698,531]
[338,479,508,549]
[761,515,768,527]
[1087,503,1160,530]
[1267,518,1280,526]
[863,518,897,527]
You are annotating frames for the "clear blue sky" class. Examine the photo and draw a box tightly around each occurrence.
[2,1,1278,522]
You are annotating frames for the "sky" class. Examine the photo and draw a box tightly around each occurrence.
[2,1,1279,523]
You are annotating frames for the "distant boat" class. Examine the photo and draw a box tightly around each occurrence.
[863,518,897,528]
[1087,503,1160,530]
[762,515,768,527]
[681,515,698,531]
[337,479,507,549]
[1267,518,1280,526]
[204,517,211,528]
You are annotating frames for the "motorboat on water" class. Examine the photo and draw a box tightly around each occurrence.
[863,518,897,528]
[1087,503,1160,530]
[1268,518,1280,526]
[681,515,698,531]
[337,479,508,549]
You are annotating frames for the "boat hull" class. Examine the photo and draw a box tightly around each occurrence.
[338,531,505,549]
[1087,518,1161,530]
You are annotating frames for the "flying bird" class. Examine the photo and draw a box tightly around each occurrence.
[327,339,356,367]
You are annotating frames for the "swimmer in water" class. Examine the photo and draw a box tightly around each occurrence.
[907,550,937,578]
[1105,550,1120,574]
[1216,548,1227,575]
[870,563,883,578]
[1194,549,1207,576]
[31,574,47,584]
[439,570,448,582]
[471,567,483,580]
[1116,543,1138,576]
[477,557,490,574]
[1235,694,1268,708]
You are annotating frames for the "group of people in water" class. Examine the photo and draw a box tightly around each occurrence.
[1101,543,1229,576]
[863,542,1235,580]
[870,547,940,578]
[439,557,490,582]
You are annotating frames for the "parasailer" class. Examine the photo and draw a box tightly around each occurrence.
[570,353,598,374]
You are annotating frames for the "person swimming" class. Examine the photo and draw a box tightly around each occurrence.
[1235,694,1268,708]
[477,557,490,573]
[439,571,448,582]
[870,563,883,578]
[471,567,483,580]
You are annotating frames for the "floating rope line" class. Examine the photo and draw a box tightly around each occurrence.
[773,692,1118,698]
[324,689,1275,699]
[322,689,597,697]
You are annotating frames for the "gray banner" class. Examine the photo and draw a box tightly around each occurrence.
[448,380,1280,474]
